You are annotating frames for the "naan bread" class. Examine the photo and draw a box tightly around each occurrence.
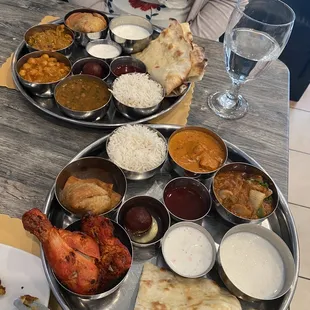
[134,263,241,310]
[134,20,206,95]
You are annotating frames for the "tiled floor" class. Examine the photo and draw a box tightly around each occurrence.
[289,85,310,309]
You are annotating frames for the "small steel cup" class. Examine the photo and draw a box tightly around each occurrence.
[24,24,75,57]
[86,39,122,62]
[110,56,147,78]
[109,15,153,54]
[64,9,109,47]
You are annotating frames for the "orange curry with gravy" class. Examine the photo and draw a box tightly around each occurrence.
[214,171,274,219]
[168,130,225,173]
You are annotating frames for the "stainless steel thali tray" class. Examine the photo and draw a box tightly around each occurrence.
[42,124,299,310]
[11,17,191,129]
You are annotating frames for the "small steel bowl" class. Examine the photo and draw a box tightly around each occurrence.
[161,222,216,278]
[110,56,147,78]
[211,162,279,225]
[109,15,153,54]
[54,74,112,121]
[86,39,122,62]
[106,125,168,180]
[116,195,171,248]
[24,24,75,57]
[168,126,228,179]
[55,157,127,217]
[64,8,109,47]
[71,57,110,81]
[217,223,296,301]
[15,51,71,98]
[163,177,212,223]
[112,75,164,120]
[54,217,133,300]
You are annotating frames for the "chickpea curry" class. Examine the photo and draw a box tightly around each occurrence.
[55,76,110,111]
[28,25,73,51]
[19,54,70,83]
[169,130,226,173]
[214,171,274,219]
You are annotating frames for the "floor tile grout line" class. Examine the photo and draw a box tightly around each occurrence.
[289,149,310,156]
[299,275,310,281]
[290,106,310,113]
[288,202,310,210]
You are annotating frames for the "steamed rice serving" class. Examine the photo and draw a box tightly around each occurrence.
[107,125,167,173]
[112,73,164,108]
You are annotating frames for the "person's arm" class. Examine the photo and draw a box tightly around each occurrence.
[190,0,247,40]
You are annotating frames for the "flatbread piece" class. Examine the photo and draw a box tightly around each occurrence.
[134,263,241,310]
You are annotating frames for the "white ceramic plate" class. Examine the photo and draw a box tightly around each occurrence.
[0,243,50,309]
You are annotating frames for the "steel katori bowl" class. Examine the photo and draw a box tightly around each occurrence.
[116,195,171,248]
[106,125,168,180]
[71,57,111,81]
[112,74,164,120]
[86,39,122,62]
[217,223,296,302]
[110,56,147,78]
[24,23,75,57]
[211,162,279,225]
[55,157,127,217]
[109,15,153,54]
[64,8,109,47]
[167,126,228,179]
[54,74,112,121]
[54,217,133,300]
[15,50,71,98]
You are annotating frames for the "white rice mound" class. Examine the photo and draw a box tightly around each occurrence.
[112,73,163,108]
[107,125,167,173]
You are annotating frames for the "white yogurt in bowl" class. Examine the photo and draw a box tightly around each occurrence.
[112,25,151,40]
[162,222,216,278]
[87,44,121,59]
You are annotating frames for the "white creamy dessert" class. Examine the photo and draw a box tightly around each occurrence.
[88,44,120,59]
[162,225,214,277]
[112,25,150,40]
[220,232,285,299]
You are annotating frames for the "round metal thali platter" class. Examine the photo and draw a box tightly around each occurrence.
[42,124,299,310]
[11,17,191,129]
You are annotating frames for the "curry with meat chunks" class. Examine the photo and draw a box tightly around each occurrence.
[18,54,70,83]
[27,25,73,51]
[168,129,226,173]
[55,76,110,111]
[214,171,274,219]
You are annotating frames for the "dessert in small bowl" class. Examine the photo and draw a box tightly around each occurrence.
[116,196,171,247]
[111,73,164,120]
[64,8,109,47]
[106,125,167,180]
[55,157,127,217]
[54,74,112,120]
[211,162,279,225]
[109,15,153,54]
[71,57,110,81]
[163,177,211,223]
[168,126,228,179]
[161,222,216,278]
[217,223,295,302]
[24,24,74,57]
[15,51,71,98]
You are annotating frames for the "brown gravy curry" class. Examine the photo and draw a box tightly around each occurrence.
[168,130,225,173]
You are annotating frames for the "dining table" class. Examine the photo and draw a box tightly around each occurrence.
[0,0,290,220]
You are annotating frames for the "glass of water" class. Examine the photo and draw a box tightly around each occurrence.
[207,0,295,119]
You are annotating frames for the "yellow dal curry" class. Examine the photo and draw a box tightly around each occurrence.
[168,130,225,173]
[55,76,110,111]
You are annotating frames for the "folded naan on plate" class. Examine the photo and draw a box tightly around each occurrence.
[134,263,241,310]
[134,20,207,95]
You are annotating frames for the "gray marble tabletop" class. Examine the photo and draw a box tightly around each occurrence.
[0,0,289,218]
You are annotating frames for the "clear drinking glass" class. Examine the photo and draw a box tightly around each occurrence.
[207,0,295,119]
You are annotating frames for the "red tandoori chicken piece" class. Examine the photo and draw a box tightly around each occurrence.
[22,208,100,295]
[81,215,132,288]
